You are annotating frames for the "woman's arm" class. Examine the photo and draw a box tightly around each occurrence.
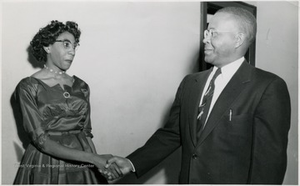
[87,137,97,154]
[15,79,121,179]
[15,79,110,171]
[39,135,109,170]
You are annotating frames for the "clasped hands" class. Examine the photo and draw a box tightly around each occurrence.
[93,154,133,181]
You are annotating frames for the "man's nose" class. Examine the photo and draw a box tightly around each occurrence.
[203,36,211,44]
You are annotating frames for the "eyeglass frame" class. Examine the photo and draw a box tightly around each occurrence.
[55,40,80,51]
[204,29,237,39]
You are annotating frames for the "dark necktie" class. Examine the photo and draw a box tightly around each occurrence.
[197,68,221,136]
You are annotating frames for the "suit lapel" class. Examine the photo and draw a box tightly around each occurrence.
[197,61,252,146]
[188,69,211,147]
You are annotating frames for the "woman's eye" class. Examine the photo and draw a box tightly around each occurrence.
[63,42,71,48]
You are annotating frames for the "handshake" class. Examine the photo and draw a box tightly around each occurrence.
[93,154,134,181]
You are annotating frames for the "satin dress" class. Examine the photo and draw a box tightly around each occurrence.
[13,76,107,184]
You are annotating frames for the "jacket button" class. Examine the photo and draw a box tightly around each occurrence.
[192,154,197,159]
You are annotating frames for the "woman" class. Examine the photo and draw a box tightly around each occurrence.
[13,20,120,184]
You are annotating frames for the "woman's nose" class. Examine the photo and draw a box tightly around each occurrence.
[68,48,75,55]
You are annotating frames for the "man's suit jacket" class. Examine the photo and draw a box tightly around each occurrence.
[127,61,291,184]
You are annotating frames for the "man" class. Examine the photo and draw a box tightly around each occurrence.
[106,7,291,184]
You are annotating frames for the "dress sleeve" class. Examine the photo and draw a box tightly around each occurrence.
[81,84,93,138]
[14,78,47,150]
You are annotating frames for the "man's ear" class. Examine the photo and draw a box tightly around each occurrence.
[235,33,246,48]
[43,46,50,53]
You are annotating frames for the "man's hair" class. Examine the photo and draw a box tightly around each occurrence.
[217,7,257,44]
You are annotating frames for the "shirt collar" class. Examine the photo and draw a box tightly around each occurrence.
[213,57,245,79]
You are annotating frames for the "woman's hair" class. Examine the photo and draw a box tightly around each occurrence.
[217,7,257,45]
[30,20,81,62]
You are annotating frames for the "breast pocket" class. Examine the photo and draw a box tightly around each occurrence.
[223,113,253,141]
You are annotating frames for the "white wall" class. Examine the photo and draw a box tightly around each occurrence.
[1,1,298,184]
[255,1,298,184]
[1,1,200,184]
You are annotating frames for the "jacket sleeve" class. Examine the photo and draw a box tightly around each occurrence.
[127,75,189,178]
[248,77,291,184]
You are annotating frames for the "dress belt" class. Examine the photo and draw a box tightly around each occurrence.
[47,130,82,136]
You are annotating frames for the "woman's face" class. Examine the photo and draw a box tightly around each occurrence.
[46,31,78,71]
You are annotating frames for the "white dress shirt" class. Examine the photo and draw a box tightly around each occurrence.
[199,57,245,126]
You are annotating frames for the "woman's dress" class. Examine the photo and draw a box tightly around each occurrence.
[13,76,107,184]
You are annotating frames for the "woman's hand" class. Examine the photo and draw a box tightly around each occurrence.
[91,154,112,170]
[91,154,123,180]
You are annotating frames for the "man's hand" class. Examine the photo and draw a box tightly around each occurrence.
[105,156,134,176]
[101,162,123,181]
[91,154,122,180]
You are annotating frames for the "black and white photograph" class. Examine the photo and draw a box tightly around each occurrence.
[1,0,298,184]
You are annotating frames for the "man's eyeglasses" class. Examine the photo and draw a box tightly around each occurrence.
[204,29,235,39]
[55,40,80,51]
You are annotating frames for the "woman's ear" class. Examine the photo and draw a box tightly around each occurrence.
[43,46,50,53]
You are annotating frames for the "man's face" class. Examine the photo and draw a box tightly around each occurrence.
[203,12,239,67]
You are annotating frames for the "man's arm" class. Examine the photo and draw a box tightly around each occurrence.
[106,75,189,178]
[248,77,291,184]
